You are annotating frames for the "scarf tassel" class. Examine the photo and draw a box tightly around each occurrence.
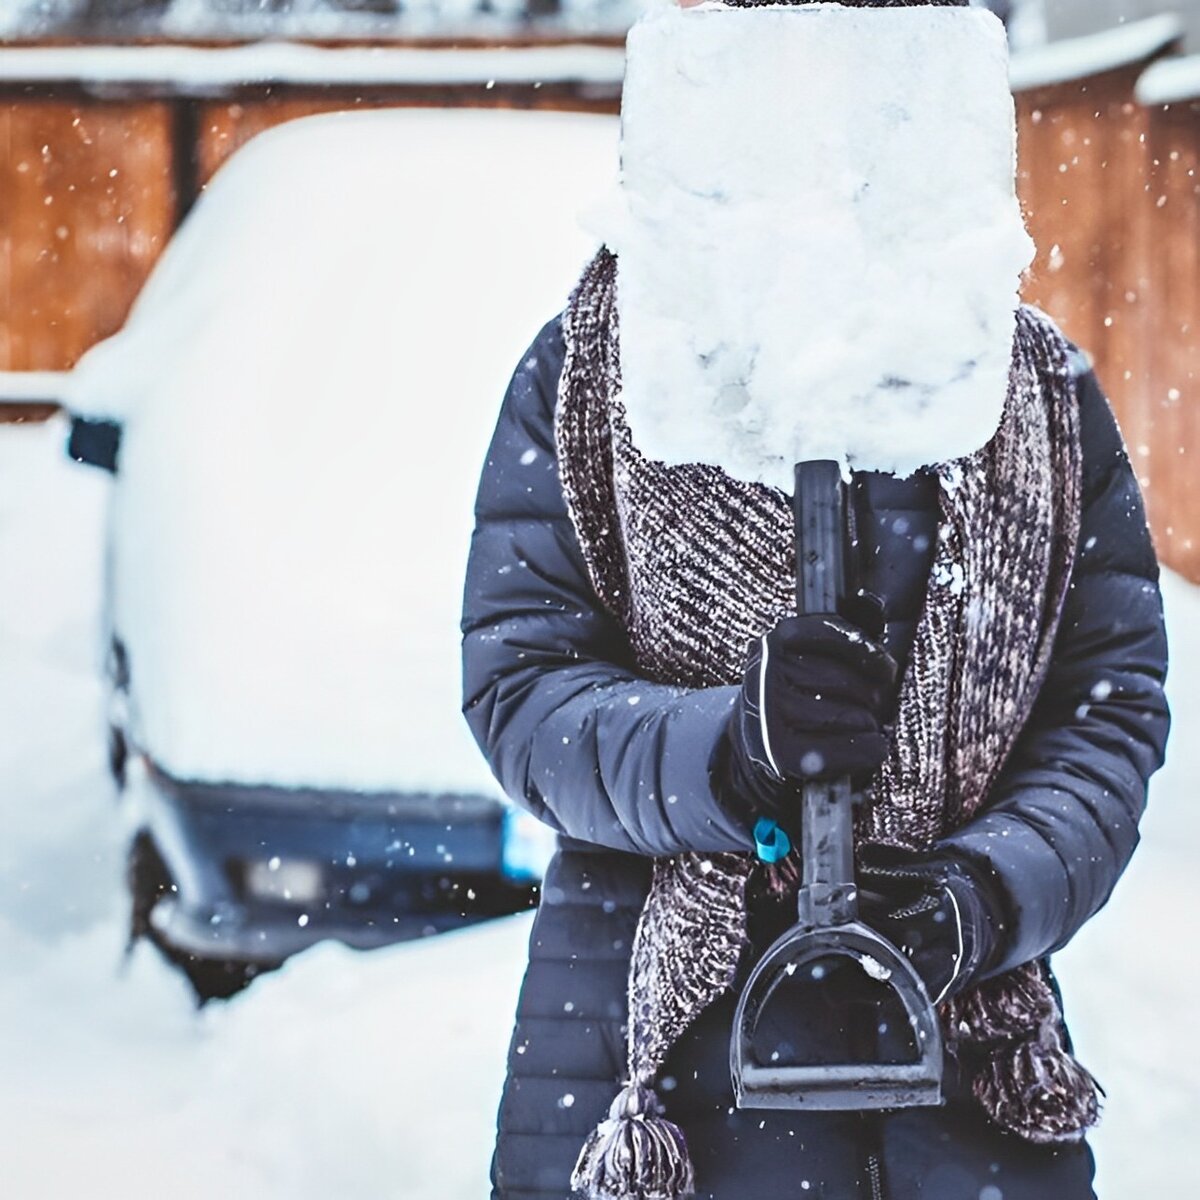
[972,1024,1103,1146]
[570,1083,695,1200]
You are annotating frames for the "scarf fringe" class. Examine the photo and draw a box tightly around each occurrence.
[946,961,1100,1144]
[973,1028,1102,1145]
[944,960,1060,1042]
[571,1083,696,1200]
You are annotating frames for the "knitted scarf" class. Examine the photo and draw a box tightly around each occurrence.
[558,250,1099,1200]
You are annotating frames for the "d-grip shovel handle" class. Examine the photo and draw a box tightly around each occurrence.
[730,923,945,1111]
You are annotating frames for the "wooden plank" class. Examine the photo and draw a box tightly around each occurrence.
[1016,68,1200,582]
[0,99,176,371]
[1017,71,1142,383]
[0,402,58,424]
[1017,93,1101,371]
[1144,102,1200,580]
[1098,93,1153,413]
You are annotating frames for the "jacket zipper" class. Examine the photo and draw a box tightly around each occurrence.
[866,1151,884,1200]
[859,1110,886,1200]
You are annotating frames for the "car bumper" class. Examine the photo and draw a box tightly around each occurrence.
[130,759,537,963]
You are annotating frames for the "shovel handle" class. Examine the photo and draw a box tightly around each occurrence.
[794,462,856,925]
[753,460,858,910]
[794,460,848,616]
[730,465,943,1116]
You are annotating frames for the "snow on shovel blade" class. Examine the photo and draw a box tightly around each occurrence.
[605,3,1031,486]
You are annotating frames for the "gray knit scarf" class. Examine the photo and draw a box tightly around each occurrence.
[557,249,1099,1200]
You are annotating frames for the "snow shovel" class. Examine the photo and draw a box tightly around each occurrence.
[730,460,943,1112]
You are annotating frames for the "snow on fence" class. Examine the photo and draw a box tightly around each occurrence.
[2,18,1200,580]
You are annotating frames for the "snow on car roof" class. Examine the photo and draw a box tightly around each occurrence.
[68,107,619,795]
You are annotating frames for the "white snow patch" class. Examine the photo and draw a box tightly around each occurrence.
[1136,51,1200,107]
[1009,13,1184,93]
[858,954,891,983]
[0,920,530,1200]
[0,420,116,945]
[1005,0,1048,54]
[0,370,69,405]
[602,4,1032,487]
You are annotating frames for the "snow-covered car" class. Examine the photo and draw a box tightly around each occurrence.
[65,107,618,996]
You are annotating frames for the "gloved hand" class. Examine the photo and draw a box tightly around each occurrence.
[717,608,899,829]
[857,846,1007,1005]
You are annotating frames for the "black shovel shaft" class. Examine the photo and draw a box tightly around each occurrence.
[794,460,847,616]
[794,461,856,925]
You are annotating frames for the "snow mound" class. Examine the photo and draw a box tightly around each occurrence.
[604,3,1033,486]
[67,108,617,793]
[0,913,532,1199]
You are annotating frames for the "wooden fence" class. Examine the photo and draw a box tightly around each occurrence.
[1015,44,1200,580]
[1,28,1199,579]
[0,39,624,380]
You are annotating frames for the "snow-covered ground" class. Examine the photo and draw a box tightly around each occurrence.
[0,418,530,1198]
[1,415,1196,1196]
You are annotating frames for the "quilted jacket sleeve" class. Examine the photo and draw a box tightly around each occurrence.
[460,318,756,857]
[938,359,1171,975]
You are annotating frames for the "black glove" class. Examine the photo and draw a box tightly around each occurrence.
[857,847,1007,1005]
[717,609,899,826]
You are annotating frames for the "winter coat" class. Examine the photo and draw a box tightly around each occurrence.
[461,316,1170,1200]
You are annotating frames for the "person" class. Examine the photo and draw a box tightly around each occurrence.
[460,7,1169,1200]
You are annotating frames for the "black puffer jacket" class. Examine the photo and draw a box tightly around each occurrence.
[462,317,1169,1200]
